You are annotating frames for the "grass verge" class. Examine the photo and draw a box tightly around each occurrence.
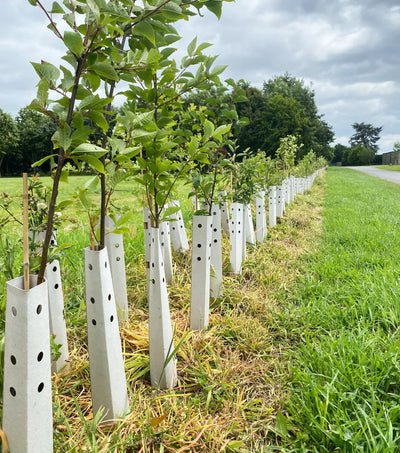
[276,167,400,451]
[376,165,400,172]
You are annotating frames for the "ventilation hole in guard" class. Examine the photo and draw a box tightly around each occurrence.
[54,283,59,290]
[88,264,93,271]
[92,319,97,326]
[36,305,42,315]
[11,306,17,316]
[152,279,155,284]
[108,294,111,301]
[197,244,202,248]
[10,387,16,397]
[90,297,95,304]
[110,315,114,322]
[116,257,121,261]
[10,355,16,365]
[37,352,44,362]
[214,228,217,232]
[214,239,218,243]
[38,382,44,393]
[115,243,120,248]
[53,266,57,272]
[198,224,202,228]
[105,261,108,268]
[197,257,201,261]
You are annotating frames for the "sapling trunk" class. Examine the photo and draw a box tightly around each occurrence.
[22,173,29,290]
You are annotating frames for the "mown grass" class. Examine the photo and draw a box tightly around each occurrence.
[377,165,400,172]
[0,173,326,451]
[276,167,400,451]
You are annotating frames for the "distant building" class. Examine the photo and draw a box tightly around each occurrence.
[382,151,400,165]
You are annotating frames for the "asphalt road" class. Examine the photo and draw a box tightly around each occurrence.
[346,166,400,184]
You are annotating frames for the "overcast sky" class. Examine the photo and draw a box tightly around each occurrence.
[1,0,399,153]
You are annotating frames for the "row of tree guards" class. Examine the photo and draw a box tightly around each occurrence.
[2,167,325,451]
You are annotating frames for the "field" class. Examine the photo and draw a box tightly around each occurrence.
[1,167,400,451]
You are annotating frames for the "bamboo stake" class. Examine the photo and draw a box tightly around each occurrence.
[22,173,29,290]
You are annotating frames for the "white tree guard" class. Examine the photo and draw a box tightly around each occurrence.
[255,191,267,243]
[160,220,173,283]
[143,208,152,283]
[210,205,223,298]
[45,260,69,373]
[190,215,212,330]
[148,227,177,388]
[3,275,53,453]
[169,200,189,253]
[219,191,230,234]
[283,178,290,206]
[29,230,57,249]
[290,176,296,202]
[85,247,129,421]
[244,204,256,245]
[276,185,284,218]
[103,216,129,323]
[269,186,277,227]
[229,202,244,274]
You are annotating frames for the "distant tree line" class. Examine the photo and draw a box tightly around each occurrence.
[332,122,383,166]
[0,73,386,176]
[184,72,335,162]
[0,107,57,176]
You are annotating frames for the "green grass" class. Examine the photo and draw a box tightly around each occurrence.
[276,167,400,451]
[376,165,400,172]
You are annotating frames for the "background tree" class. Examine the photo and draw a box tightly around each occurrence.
[16,108,57,172]
[347,144,375,166]
[332,143,350,164]
[349,122,382,153]
[0,109,19,176]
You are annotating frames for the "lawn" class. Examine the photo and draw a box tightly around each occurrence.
[278,167,400,451]
[375,165,400,171]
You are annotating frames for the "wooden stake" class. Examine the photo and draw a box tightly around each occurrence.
[22,173,29,290]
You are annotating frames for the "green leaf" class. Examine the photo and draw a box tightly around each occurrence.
[203,120,214,141]
[31,61,60,86]
[211,64,228,77]
[87,111,109,134]
[91,62,119,81]
[162,206,180,219]
[72,143,107,156]
[59,124,72,151]
[225,440,245,452]
[134,21,155,45]
[64,31,83,55]
[78,188,92,210]
[50,1,64,13]
[32,154,58,168]
[36,78,49,105]
[187,37,197,57]
[56,199,74,210]
[77,155,105,174]
[196,42,213,54]
[205,0,222,19]
[84,175,99,190]
[275,412,289,438]
[60,170,69,183]
[86,71,101,91]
